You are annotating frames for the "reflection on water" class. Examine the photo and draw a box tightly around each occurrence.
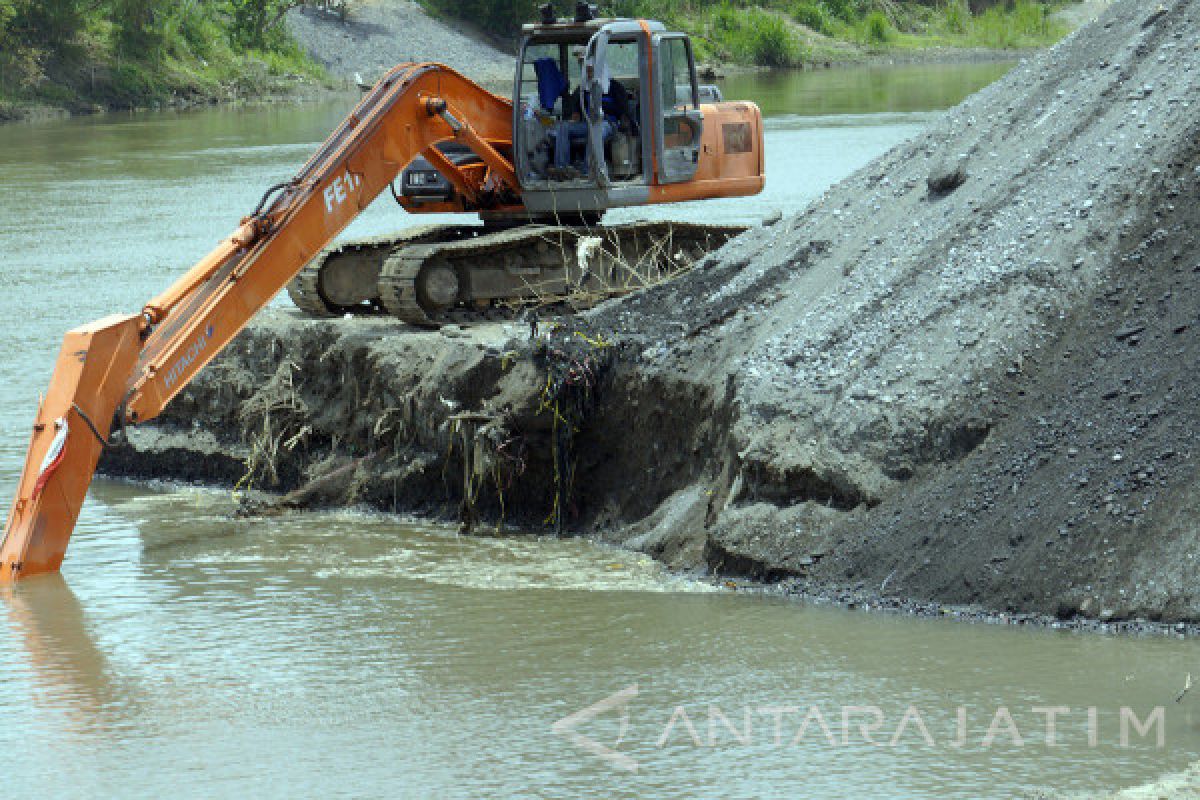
[0,575,128,731]
[4,62,1195,798]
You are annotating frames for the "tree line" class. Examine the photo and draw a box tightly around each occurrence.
[421,0,1041,40]
[0,0,304,54]
[0,0,317,104]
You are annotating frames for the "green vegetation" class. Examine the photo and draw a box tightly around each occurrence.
[421,0,1073,68]
[707,5,801,66]
[617,0,1071,64]
[862,10,894,43]
[0,0,325,119]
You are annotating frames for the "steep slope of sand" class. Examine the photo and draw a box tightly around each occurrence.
[572,0,1200,620]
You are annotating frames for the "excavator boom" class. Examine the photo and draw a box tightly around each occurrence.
[0,63,513,581]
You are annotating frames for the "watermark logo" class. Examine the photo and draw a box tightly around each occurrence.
[551,684,639,773]
[552,689,1167,774]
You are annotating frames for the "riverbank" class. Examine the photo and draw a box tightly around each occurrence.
[0,3,330,124]
[420,0,1095,69]
[700,0,1076,68]
[0,80,358,125]
[290,0,1098,88]
[1,0,1096,124]
[98,0,1200,630]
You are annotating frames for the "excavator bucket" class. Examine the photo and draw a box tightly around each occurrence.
[0,315,143,582]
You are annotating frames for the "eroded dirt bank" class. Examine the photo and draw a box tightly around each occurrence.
[103,0,1200,623]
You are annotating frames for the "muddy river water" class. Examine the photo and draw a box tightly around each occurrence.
[1,63,1197,798]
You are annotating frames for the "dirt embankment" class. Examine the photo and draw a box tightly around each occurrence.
[286,0,515,86]
[104,0,1200,624]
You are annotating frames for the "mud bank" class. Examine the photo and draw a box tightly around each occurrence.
[103,0,1200,623]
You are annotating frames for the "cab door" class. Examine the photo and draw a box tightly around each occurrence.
[582,30,611,186]
[651,34,702,184]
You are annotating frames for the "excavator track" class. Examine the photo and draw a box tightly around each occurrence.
[286,225,477,316]
[287,250,341,317]
[379,224,570,326]
[372,220,745,327]
[377,247,437,326]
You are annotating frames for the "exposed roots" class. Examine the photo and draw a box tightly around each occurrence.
[235,359,309,490]
[533,320,615,533]
[505,221,707,316]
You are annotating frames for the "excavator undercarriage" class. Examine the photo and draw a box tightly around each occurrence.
[286,220,746,326]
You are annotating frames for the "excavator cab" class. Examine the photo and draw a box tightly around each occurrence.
[389,4,763,221]
[508,5,758,218]
[514,17,671,192]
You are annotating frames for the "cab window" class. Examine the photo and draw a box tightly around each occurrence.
[659,38,696,111]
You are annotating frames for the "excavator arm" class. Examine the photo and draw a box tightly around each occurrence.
[0,63,515,582]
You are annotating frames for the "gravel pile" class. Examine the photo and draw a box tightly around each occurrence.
[588,0,1200,620]
[286,0,516,85]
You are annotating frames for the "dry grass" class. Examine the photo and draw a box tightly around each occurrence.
[506,221,705,314]
[235,358,309,490]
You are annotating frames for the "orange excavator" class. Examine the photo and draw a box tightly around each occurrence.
[0,3,764,582]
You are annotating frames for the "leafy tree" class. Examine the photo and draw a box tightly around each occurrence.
[224,0,303,49]
[9,0,88,47]
[111,0,166,57]
[0,0,24,82]
[0,0,16,40]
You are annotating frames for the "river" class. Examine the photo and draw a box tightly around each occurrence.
[0,63,1195,798]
